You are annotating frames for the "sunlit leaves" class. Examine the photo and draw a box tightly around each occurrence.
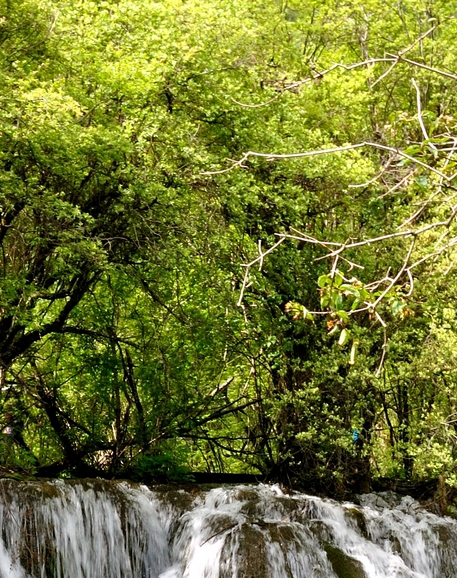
[285,301,314,322]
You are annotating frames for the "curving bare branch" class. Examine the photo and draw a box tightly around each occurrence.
[201,141,457,181]
[230,24,440,110]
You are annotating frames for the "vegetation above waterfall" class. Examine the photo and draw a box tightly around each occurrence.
[2,0,457,497]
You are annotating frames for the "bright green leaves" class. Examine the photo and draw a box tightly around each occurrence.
[0,0,58,74]
[389,298,407,317]
[318,270,410,321]
[319,269,366,316]
[285,270,411,367]
[284,301,314,322]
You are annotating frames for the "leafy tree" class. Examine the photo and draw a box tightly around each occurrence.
[2,0,457,497]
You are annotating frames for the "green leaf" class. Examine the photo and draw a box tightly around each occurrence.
[403,144,421,156]
[318,274,331,288]
[349,340,359,365]
[334,293,343,310]
[328,323,339,336]
[333,272,344,288]
[338,327,351,346]
[320,295,330,308]
[415,176,428,188]
[302,307,314,322]
[337,310,350,323]
[391,300,405,316]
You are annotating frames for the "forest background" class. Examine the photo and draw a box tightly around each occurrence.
[1,0,457,498]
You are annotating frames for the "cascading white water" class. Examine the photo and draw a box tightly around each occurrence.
[0,479,455,578]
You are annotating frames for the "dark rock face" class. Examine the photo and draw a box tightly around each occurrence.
[324,544,366,578]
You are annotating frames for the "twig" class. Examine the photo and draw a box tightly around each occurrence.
[398,188,440,228]
[405,269,414,296]
[224,25,457,331]
[237,237,286,306]
[371,24,438,88]
[240,237,286,270]
[237,267,251,307]
[372,239,416,309]
[278,231,340,247]
[378,170,416,199]
[395,55,457,81]
[258,240,263,271]
[412,78,437,152]
[348,157,394,188]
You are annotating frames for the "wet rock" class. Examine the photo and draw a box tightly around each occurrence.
[309,519,333,542]
[268,522,299,545]
[357,491,401,510]
[153,485,198,513]
[437,524,457,578]
[0,481,456,578]
[0,478,61,502]
[324,544,366,578]
[202,513,239,540]
[220,523,269,578]
[344,507,368,538]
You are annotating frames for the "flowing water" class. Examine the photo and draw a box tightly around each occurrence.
[0,479,455,578]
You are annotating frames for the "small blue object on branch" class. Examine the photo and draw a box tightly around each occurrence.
[352,429,358,442]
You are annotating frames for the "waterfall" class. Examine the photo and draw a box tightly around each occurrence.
[0,479,455,578]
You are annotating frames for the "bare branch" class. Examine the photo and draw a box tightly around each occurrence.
[375,326,388,377]
[217,24,457,355]
[231,25,440,109]
[370,60,399,89]
[237,238,286,306]
[230,58,396,109]
[279,231,340,247]
[378,169,416,199]
[237,267,251,308]
[241,237,286,270]
[395,55,457,81]
[202,141,457,181]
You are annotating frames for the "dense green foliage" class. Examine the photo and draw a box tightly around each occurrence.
[1,0,457,496]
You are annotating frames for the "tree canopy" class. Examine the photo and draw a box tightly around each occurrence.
[1,0,457,497]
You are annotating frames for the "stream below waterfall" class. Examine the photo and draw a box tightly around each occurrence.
[0,478,455,578]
